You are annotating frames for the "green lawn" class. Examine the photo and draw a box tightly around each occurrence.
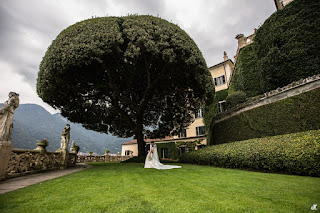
[0,163,319,212]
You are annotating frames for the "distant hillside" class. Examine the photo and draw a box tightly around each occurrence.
[1,103,130,154]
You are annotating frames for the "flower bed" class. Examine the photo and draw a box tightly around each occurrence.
[180,129,320,176]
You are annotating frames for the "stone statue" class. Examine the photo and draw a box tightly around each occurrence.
[223,51,228,61]
[0,92,19,142]
[70,140,77,153]
[60,124,70,150]
[70,140,75,149]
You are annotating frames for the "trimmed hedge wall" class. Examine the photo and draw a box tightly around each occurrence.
[228,44,262,97]
[180,130,320,176]
[203,89,228,129]
[209,87,320,145]
[255,0,320,92]
[229,0,320,97]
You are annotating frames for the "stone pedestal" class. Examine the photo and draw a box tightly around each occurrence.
[60,149,69,169]
[104,154,110,162]
[0,141,13,180]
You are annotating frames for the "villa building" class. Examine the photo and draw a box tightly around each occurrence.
[274,0,294,10]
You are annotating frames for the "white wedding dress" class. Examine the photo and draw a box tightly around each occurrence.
[144,144,181,169]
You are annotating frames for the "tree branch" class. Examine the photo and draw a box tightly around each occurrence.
[102,63,139,112]
[101,64,137,129]
[137,62,168,116]
[110,98,136,129]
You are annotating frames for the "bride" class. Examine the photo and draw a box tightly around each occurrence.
[144,142,181,169]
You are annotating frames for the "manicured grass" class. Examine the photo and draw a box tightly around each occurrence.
[0,163,319,212]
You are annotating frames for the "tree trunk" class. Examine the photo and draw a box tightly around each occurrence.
[135,125,146,157]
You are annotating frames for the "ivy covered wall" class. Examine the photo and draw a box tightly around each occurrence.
[228,44,262,98]
[254,0,320,92]
[228,0,320,98]
[156,139,204,160]
[156,143,180,160]
[208,87,320,145]
[203,89,228,130]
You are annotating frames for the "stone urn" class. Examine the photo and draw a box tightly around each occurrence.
[35,142,48,151]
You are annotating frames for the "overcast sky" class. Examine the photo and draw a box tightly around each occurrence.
[0,0,276,114]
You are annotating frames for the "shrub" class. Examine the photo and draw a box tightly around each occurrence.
[226,91,246,109]
[180,130,320,176]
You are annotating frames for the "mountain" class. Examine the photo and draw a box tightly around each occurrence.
[1,103,130,154]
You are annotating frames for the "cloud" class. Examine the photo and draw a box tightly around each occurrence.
[0,0,276,113]
[0,60,58,113]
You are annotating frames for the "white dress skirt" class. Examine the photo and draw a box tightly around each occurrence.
[144,144,181,169]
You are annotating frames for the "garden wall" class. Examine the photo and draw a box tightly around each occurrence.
[77,155,131,163]
[208,74,320,145]
[5,148,77,179]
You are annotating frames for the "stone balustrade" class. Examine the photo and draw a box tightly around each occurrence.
[4,148,77,179]
[77,155,132,163]
[2,149,131,180]
[214,74,320,124]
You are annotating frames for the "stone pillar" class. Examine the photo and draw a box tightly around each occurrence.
[0,142,13,180]
[235,34,246,49]
[104,153,110,162]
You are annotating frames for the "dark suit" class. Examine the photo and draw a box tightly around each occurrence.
[145,144,151,156]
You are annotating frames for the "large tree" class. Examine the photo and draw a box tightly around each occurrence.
[37,15,214,156]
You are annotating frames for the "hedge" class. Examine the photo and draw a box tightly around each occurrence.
[229,0,320,97]
[228,44,262,97]
[209,87,320,145]
[254,0,320,92]
[180,130,320,176]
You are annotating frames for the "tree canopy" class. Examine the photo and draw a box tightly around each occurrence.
[37,15,214,156]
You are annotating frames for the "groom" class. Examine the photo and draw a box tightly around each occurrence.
[145,141,154,156]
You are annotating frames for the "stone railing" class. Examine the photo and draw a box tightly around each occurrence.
[5,149,77,179]
[214,74,320,124]
[77,155,132,163]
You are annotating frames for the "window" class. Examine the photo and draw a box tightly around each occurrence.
[180,128,187,138]
[195,107,204,118]
[214,75,226,86]
[161,148,169,159]
[217,101,226,113]
[179,146,188,155]
[197,144,206,149]
[125,150,130,156]
[196,126,206,136]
